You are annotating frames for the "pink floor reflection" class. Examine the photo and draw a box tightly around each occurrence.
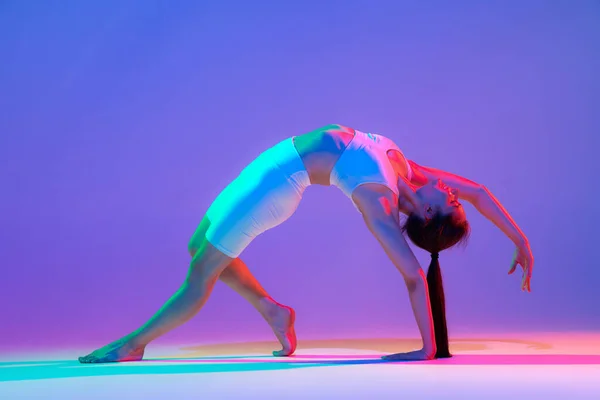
[1,332,599,400]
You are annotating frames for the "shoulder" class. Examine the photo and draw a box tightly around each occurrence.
[406,160,429,186]
[351,183,400,224]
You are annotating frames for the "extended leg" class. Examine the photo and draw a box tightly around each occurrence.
[78,233,232,363]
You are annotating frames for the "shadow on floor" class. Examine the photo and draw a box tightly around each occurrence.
[2,337,599,382]
[2,353,600,382]
[175,337,554,359]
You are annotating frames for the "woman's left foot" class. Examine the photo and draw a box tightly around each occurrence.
[79,336,145,364]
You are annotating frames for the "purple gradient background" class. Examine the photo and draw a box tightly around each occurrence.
[1,0,599,351]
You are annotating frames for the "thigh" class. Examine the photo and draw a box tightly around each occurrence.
[202,174,303,259]
[188,216,241,284]
[188,215,212,257]
[186,215,235,284]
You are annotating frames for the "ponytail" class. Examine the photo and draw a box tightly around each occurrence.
[427,253,451,358]
[402,212,470,358]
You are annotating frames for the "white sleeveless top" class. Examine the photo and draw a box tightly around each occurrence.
[330,130,413,203]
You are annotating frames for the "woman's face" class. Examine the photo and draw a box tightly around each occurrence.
[416,179,466,221]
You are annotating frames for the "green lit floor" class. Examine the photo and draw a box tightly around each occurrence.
[1,333,599,399]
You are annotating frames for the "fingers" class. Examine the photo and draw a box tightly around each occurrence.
[527,251,533,292]
[508,258,517,275]
[523,256,532,292]
[527,257,534,278]
[510,248,533,292]
[520,266,532,292]
[526,260,533,292]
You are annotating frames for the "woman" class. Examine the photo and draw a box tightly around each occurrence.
[79,124,534,363]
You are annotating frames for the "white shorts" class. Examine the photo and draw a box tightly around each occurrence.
[205,137,310,258]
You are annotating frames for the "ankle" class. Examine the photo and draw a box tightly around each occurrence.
[422,346,437,359]
[257,295,274,308]
[127,332,148,349]
[256,297,279,316]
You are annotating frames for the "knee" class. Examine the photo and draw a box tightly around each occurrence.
[184,269,217,291]
[185,251,226,287]
[187,241,198,257]
[188,216,211,257]
[188,232,204,257]
[188,234,206,257]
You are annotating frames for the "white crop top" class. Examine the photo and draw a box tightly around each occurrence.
[329,130,413,203]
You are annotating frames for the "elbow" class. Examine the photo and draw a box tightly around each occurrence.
[470,184,488,206]
[404,269,426,292]
[364,213,400,236]
[475,184,487,196]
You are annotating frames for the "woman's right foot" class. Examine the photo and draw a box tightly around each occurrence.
[78,336,146,364]
[259,298,297,357]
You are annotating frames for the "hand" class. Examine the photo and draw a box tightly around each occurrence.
[381,348,435,361]
[508,241,534,292]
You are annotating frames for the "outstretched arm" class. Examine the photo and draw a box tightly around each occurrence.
[352,184,436,359]
[472,187,528,246]
[409,161,534,291]
[470,186,534,291]
[409,160,529,245]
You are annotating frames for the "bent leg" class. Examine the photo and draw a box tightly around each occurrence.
[189,218,296,356]
[219,258,297,356]
[79,221,233,364]
[218,257,270,307]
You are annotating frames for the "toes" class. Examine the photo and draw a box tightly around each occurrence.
[273,347,293,357]
[79,353,101,363]
[79,355,92,363]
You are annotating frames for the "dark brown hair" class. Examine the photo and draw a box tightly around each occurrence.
[402,212,470,358]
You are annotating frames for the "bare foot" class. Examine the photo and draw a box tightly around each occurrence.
[259,298,297,357]
[78,336,146,364]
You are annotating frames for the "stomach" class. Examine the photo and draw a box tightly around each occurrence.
[292,124,355,186]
